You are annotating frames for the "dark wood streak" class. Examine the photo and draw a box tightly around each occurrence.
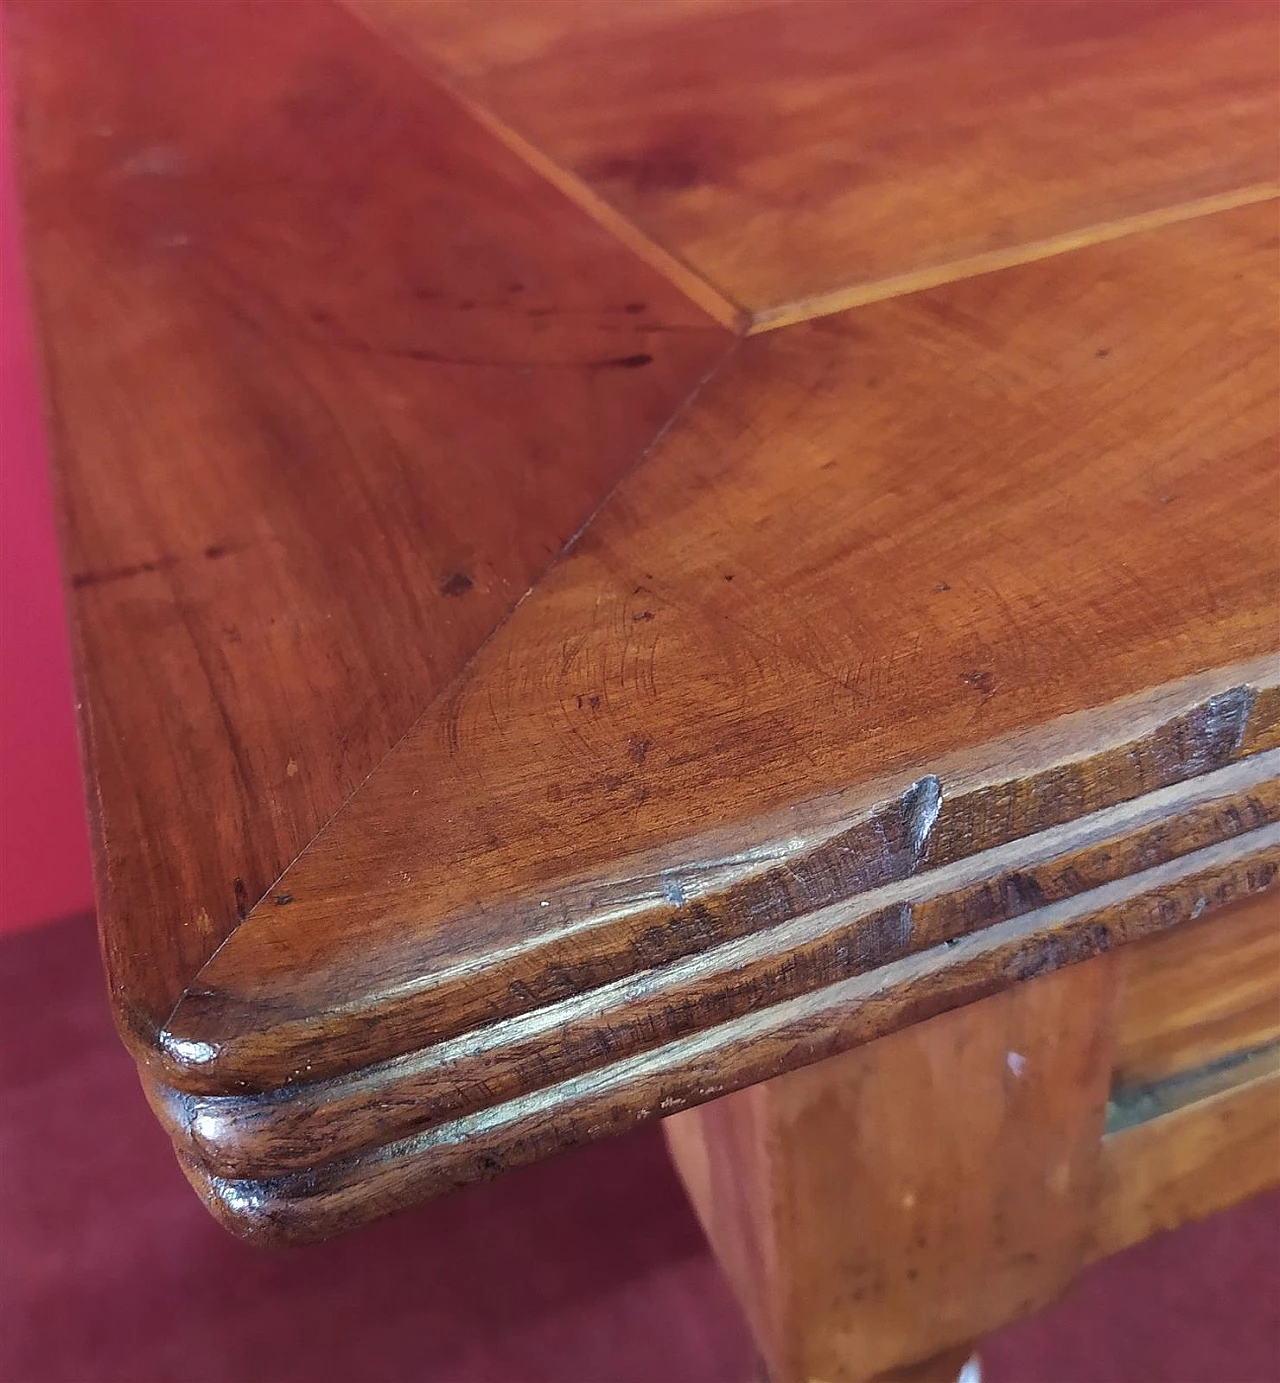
[176,833,1279,1244]
[148,751,1280,1178]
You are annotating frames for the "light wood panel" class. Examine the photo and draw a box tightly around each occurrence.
[1093,1067,1280,1259]
[347,0,1280,322]
[7,0,730,1042]
[664,962,1117,1383]
[163,203,1279,1093]
[659,919,1280,1380]
[1112,891,1280,1089]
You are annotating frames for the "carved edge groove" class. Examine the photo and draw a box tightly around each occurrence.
[148,752,1280,1180]
[175,832,1279,1244]
[158,659,1279,1095]
[131,662,1280,1241]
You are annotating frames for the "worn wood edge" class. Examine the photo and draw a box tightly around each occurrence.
[746,184,1280,332]
[157,656,1280,1095]
[1091,1065,1280,1260]
[338,0,749,333]
[172,831,1278,1244]
[148,752,1280,1179]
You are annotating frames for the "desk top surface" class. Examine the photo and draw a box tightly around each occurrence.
[9,0,1278,1241]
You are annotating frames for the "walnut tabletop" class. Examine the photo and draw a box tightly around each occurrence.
[7,0,1278,1256]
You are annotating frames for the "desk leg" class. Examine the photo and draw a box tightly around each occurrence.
[663,961,1117,1383]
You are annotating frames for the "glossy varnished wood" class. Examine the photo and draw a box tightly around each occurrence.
[170,828,1276,1243]
[152,737,1278,1177]
[7,0,729,1045]
[11,0,1279,1251]
[347,0,1280,322]
[163,205,1279,1091]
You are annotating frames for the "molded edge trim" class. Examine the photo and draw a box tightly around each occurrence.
[149,751,1279,1179]
[178,832,1278,1243]
[157,657,1279,1094]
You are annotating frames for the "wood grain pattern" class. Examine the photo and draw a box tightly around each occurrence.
[664,962,1117,1383]
[13,0,1279,1253]
[7,0,729,1045]
[151,746,1279,1176]
[162,204,1280,1093]
[1092,1066,1280,1259]
[170,827,1277,1244]
[1112,891,1280,1088]
[163,679,1278,1092]
[346,0,1280,321]
[661,1083,781,1367]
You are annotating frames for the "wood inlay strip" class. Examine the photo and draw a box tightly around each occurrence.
[748,186,1280,332]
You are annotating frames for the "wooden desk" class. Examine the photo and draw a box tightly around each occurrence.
[9,2,1278,1377]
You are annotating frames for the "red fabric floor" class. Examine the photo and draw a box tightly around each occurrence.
[2,914,1277,1383]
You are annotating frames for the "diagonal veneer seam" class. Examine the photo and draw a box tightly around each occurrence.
[340,4,1280,334]
[153,334,744,1053]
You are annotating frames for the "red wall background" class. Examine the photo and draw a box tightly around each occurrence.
[0,44,96,934]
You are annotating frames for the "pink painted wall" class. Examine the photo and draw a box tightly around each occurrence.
[1,45,96,933]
